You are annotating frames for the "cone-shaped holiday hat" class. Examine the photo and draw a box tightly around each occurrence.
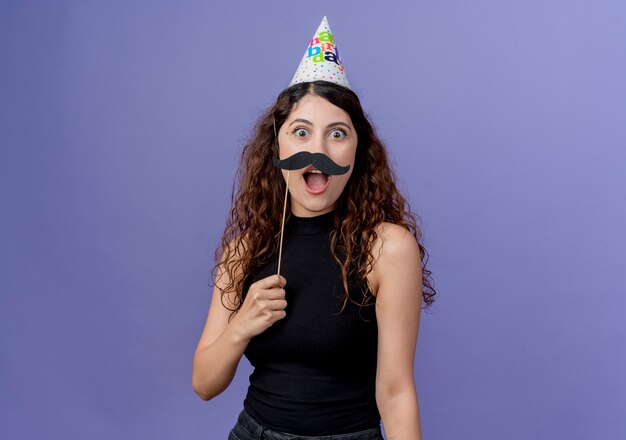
[289,16,350,88]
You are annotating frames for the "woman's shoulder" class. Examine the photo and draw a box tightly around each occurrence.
[367,222,422,296]
[372,222,420,257]
[214,233,251,293]
[373,221,414,239]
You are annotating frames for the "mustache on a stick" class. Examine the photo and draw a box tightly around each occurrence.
[272,151,350,175]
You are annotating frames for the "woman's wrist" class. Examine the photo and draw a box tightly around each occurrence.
[225,316,252,347]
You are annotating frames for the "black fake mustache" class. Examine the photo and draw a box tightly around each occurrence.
[272,151,350,175]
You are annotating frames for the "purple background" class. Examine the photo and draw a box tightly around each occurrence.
[1,1,625,439]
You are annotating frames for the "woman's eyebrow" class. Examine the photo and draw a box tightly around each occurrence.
[287,118,352,130]
[328,121,351,130]
[288,118,313,127]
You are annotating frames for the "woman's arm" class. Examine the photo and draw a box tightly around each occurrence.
[192,243,287,400]
[371,223,423,439]
[191,279,249,401]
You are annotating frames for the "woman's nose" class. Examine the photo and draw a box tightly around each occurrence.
[309,134,330,153]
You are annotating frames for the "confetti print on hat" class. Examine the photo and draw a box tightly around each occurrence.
[289,16,350,89]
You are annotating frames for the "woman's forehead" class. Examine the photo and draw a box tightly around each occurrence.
[286,95,352,126]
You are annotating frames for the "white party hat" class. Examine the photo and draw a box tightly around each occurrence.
[289,16,350,88]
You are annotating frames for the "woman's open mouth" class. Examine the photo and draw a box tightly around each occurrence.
[303,170,330,195]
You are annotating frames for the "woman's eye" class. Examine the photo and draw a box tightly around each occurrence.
[330,129,347,139]
[294,128,309,137]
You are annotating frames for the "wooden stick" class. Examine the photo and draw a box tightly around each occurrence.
[277,170,290,277]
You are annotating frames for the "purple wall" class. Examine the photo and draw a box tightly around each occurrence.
[1,1,625,438]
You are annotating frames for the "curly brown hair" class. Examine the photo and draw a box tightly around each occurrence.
[211,80,436,315]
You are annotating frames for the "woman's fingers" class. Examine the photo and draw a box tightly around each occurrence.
[251,274,287,290]
[263,287,286,300]
[267,299,288,311]
[233,274,289,338]
[273,310,287,320]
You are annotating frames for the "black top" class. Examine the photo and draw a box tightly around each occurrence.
[242,210,380,435]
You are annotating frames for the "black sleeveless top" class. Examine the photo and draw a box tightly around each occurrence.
[242,210,380,436]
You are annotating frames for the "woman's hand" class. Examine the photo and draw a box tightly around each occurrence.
[230,274,287,341]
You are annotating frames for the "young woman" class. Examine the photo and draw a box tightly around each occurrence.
[192,79,436,439]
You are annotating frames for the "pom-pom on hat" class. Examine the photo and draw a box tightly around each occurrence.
[289,16,350,89]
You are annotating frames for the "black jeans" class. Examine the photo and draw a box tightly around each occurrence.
[228,408,384,440]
